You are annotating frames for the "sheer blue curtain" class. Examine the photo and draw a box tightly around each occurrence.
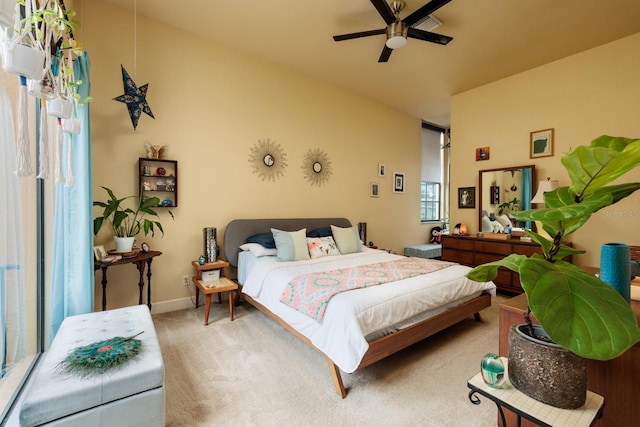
[49,53,94,341]
[521,168,533,229]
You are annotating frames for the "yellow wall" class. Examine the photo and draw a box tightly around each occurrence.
[81,1,428,312]
[451,32,640,267]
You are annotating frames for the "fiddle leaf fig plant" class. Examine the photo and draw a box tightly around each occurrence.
[93,186,173,238]
[467,135,640,360]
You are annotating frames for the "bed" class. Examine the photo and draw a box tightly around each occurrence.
[224,218,496,398]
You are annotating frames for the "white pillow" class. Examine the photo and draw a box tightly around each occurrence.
[496,215,512,227]
[271,228,310,261]
[239,243,277,257]
[307,236,340,259]
[330,225,362,255]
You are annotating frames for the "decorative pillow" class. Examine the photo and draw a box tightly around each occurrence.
[246,232,276,249]
[306,226,333,238]
[271,228,310,261]
[239,243,277,257]
[330,225,362,255]
[481,215,493,232]
[307,236,340,259]
[495,214,512,228]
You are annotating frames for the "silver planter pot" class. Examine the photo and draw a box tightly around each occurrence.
[508,324,587,409]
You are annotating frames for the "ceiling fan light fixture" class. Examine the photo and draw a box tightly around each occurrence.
[385,21,408,49]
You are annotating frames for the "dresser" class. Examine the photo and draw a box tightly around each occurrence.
[441,234,558,294]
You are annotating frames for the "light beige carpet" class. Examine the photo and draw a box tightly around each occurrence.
[152,294,507,427]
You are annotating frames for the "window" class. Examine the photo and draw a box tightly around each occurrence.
[421,122,449,223]
[0,73,46,423]
[421,182,441,221]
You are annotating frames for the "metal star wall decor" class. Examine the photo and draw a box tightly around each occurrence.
[113,65,154,130]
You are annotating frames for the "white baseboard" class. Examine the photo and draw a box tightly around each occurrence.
[150,297,194,314]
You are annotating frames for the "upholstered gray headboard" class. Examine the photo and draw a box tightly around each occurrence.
[223,218,352,267]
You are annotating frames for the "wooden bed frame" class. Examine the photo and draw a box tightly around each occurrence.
[223,218,492,398]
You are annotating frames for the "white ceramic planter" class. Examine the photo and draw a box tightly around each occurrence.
[0,0,16,29]
[1,42,45,80]
[48,96,73,119]
[62,118,81,134]
[114,237,135,253]
[27,74,56,100]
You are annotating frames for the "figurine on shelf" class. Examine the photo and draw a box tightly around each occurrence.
[143,181,152,191]
[145,143,168,159]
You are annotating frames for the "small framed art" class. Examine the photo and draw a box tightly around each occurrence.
[393,172,405,193]
[370,182,380,198]
[93,245,107,261]
[458,187,475,209]
[378,163,386,177]
[530,128,554,158]
[476,146,490,161]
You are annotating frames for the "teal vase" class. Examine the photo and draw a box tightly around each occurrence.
[600,243,630,302]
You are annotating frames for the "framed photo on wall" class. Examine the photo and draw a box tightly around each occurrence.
[475,146,490,161]
[378,163,387,177]
[530,128,554,158]
[393,172,405,193]
[458,187,475,209]
[370,182,380,198]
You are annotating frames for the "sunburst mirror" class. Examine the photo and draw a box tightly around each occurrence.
[302,148,332,186]
[248,138,288,182]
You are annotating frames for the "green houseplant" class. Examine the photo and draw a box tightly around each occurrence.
[93,187,173,251]
[467,135,640,360]
[467,135,640,408]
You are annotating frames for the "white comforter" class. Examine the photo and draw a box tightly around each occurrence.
[240,248,496,373]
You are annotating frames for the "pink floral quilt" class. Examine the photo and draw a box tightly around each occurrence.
[279,258,454,321]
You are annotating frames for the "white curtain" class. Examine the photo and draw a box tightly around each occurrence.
[0,90,27,376]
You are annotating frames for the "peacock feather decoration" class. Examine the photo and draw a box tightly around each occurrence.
[57,332,143,377]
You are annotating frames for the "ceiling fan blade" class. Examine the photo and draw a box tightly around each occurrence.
[407,28,453,45]
[333,28,385,41]
[403,0,452,27]
[370,0,396,25]
[378,45,393,62]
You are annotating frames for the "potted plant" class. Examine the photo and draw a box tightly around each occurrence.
[467,135,640,407]
[93,186,174,252]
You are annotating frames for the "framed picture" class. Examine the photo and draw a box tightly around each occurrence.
[530,128,554,158]
[378,163,386,177]
[370,182,380,198]
[458,187,475,209]
[93,245,107,261]
[476,146,490,161]
[393,172,405,193]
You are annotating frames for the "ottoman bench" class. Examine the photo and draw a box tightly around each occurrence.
[19,305,165,426]
[404,243,442,259]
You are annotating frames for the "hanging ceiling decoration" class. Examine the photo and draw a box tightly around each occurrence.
[301,148,332,186]
[113,65,154,130]
[112,0,153,130]
[249,138,288,182]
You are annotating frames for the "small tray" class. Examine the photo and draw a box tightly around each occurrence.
[108,248,140,258]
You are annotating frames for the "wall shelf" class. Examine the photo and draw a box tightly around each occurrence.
[138,158,178,207]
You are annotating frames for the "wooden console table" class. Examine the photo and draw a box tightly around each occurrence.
[94,250,162,311]
[499,292,640,427]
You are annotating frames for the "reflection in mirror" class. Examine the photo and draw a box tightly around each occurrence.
[478,165,535,233]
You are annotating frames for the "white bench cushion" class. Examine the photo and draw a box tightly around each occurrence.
[20,305,164,426]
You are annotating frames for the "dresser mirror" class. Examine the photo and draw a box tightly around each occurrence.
[478,165,535,232]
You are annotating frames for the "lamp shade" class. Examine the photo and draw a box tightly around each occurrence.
[386,21,408,49]
[531,179,559,204]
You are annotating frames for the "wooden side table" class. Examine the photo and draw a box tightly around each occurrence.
[191,260,238,325]
[467,371,604,427]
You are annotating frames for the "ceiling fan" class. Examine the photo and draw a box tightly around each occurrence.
[333,0,453,62]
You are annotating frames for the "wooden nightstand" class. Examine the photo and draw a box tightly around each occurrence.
[191,260,238,325]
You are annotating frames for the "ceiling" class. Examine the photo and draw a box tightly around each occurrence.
[100,0,640,127]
